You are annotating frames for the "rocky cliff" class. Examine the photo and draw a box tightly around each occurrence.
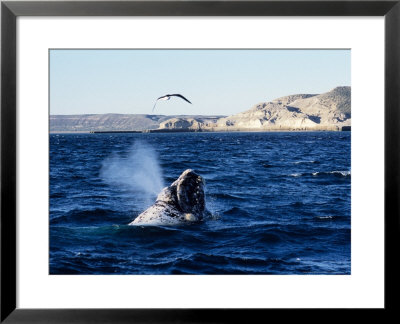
[50,87,350,133]
[159,86,351,131]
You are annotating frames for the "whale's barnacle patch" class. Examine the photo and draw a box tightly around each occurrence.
[129,169,210,226]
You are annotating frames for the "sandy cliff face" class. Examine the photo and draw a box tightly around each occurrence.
[50,87,350,132]
[159,86,351,131]
[159,116,222,131]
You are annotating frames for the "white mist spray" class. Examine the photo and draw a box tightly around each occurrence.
[100,141,164,208]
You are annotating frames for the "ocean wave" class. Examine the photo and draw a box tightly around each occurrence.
[50,208,123,225]
[313,170,350,177]
[50,192,66,198]
[293,160,320,164]
[209,193,247,201]
[289,170,351,178]
[169,253,273,274]
[316,215,336,220]
[222,206,250,217]
[164,252,307,274]
[262,163,278,168]
[290,201,305,207]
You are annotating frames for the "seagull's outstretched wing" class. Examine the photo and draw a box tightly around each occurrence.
[152,95,170,112]
[152,94,192,113]
[157,95,169,101]
[170,94,192,104]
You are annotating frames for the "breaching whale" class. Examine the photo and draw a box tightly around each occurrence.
[129,169,210,225]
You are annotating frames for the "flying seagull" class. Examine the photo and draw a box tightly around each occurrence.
[152,94,192,112]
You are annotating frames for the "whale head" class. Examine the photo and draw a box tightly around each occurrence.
[155,169,207,220]
[131,169,209,225]
[173,169,206,217]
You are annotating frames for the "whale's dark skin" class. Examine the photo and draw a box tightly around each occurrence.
[130,169,210,225]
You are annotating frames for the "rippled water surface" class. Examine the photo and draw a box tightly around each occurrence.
[50,132,351,274]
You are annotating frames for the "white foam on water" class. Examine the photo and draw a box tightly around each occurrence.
[293,160,317,164]
[331,170,351,176]
[318,216,334,219]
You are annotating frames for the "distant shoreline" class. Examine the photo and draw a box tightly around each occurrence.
[50,87,351,133]
[50,126,351,134]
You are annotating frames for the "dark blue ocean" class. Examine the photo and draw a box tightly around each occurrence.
[50,132,351,274]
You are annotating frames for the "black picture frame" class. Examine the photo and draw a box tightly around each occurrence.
[1,0,399,322]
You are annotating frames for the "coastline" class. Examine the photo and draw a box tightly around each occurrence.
[49,126,351,134]
[50,87,351,134]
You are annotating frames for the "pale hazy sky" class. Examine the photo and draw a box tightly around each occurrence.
[50,49,350,116]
